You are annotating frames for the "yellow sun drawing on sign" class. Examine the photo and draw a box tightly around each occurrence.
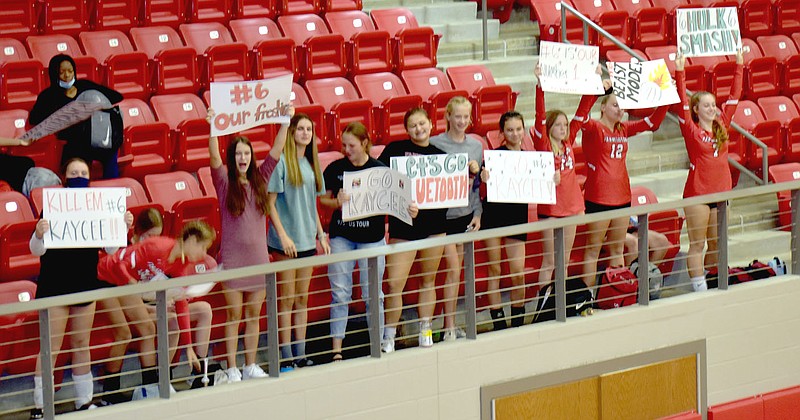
[649,63,672,90]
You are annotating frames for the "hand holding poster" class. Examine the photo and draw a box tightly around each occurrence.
[42,187,128,248]
[342,167,413,225]
[209,74,293,136]
[538,41,605,95]
[484,150,556,204]
[390,154,470,209]
[676,7,741,57]
[608,59,680,109]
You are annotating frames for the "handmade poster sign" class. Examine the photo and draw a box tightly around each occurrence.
[390,153,469,209]
[608,59,680,109]
[676,7,741,57]
[538,41,605,95]
[342,167,413,225]
[484,150,556,204]
[209,74,293,136]
[42,187,128,248]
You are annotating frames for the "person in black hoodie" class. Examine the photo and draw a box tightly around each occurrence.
[29,54,123,179]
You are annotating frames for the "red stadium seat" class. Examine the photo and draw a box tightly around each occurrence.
[768,162,800,230]
[234,0,277,19]
[187,0,234,23]
[739,0,774,38]
[290,82,328,150]
[687,55,737,106]
[115,98,174,180]
[323,0,362,13]
[228,17,298,81]
[130,26,200,95]
[740,38,779,100]
[304,77,374,152]
[445,64,517,135]
[316,150,344,228]
[144,171,221,250]
[277,14,347,81]
[197,166,215,197]
[79,30,151,100]
[525,0,584,44]
[0,109,62,173]
[613,0,668,50]
[0,280,36,377]
[354,72,423,143]
[0,38,45,111]
[400,67,470,135]
[90,176,165,226]
[26,34,99,83]
[39,0,90,37]
[91,0,140,31]
[141,0,187,28]
[629,185,683,275]
[0,0,37,41]
[773,0,800,35]
[150,93,212,172]
[657,0,696,45]
[658,411,701,420]
[605,48,646,63]
[645,45,706,94]
[757,35,800,96]
[369,8,438,71]
[324,10,392,76]
[758,95,800,162]
[570,0,630,54]
[0,191,39,281]
[179,22,250,88]
[731,100,783,169]
[278,0,322,16]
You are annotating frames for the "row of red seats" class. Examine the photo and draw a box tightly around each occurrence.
[0,0,366,41]
[529,0,800,54]
[732,95,800,170]
[0,9,439,109]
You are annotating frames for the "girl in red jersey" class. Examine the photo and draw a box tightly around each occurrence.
[578,73,669,298]
[675,50,743,292]
[532,64,592,293]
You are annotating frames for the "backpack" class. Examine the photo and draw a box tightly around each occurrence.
[596,266,638,309]
[630,259,663,300]
[532,278,594,323]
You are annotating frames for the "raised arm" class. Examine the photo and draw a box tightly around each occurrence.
[720,51,744,124]
[269,105,294,162]
[206,109,223,169]
[532,65,547,146]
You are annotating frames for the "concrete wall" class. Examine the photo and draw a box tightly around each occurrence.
[71,275,800,420]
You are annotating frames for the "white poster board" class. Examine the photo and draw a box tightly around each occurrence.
[676,7,742,57]
[342,167,413,225]
[538,41,605,95]
[608,59,680,109]
[484,150,556,204]
[390,154,470,209]
[209,74,293,136]
[42,187,128,248]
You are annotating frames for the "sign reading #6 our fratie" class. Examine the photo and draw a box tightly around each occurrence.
[390,154,470,210]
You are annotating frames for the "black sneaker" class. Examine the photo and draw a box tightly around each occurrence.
[294,358,314,368]
[29,408,43,420]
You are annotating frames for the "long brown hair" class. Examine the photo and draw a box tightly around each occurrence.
[225,136,269,216]
[284,114,324,192]
[544,110,569,154]
[690,91,728,149]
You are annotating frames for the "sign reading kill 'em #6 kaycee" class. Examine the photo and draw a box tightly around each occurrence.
[676,7,742,57]
[484,150,556,204]
[342,167,413,225]
[209,74,294,136]
[537,41,605,95]
[607,59,680,109]
[390,154,469,210]
[42,187,128,248]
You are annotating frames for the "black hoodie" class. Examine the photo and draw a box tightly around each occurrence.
[28,54,123,152]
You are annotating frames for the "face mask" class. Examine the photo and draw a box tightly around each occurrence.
[65,177,89,188]
[58,78,75,89]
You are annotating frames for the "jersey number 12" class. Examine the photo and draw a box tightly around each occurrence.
[610,143,624,159]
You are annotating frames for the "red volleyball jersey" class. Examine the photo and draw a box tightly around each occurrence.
[677,64,743,198]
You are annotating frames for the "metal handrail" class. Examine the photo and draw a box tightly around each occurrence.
[558,1,769,185]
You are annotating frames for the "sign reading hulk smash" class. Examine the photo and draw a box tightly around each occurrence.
[390,154,470,209]
[676,7,741,57]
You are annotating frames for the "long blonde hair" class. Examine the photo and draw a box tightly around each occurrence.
[284,113,324,192]
[544,110,568,154]
[690,91,728,149]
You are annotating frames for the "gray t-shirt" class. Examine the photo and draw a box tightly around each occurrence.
[268,155,326,253]
[430,132,483,219]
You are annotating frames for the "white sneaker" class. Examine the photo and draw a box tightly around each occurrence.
[381,337,395,353]
[225,367,242,383]
[443,327,466,342]
[242,363,268,380]
[418,321,433,348]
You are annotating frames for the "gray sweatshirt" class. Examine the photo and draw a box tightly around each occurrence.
[429,132,483,220]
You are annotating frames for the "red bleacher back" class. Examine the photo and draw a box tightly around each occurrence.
[116,98,174,180]
[324,10,392,76]
[369,8,438,71]
[277,14,347,81]
[187,0,234,23]
[234,0,278,19]
[79,30,151,100]
[740,38,779,100]
[229,18,298,81]
[445,64,516,135]
[0,191,39,281]
[0,0,37,41]
[91,0,140,31]
[353,72,423,143]
[756,35,800,96]
[304,77,374,151]
[400,67,470,136]
[290,82,328,149]
[142,0,188,28]
[179,22,250,87]
[612,0,668,50]
[0,39,44,111]
[732,100,783,169]
[40,0,90,37]
[26,34,99,83]
[150,93,211,172]
[130,26,201,95]
[739,0,774,39]
[773,0,800,36]
[758,96,800,162]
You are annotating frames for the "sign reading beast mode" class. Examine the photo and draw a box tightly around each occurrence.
[676,7,741,57]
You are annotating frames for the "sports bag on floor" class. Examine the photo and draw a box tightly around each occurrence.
[596,266,638,310]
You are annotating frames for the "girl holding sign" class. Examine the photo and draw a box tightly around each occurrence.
[268,113,330,370]
[532,64,590,301]
[480,111,530,329]
[675,50,743,292]
[208,106,289,381]
[28,157,133,418]
[578,73,669,299]
[378,108,447,352]
[429,96,483,341]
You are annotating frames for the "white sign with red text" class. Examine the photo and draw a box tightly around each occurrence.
[209,74,293,136]
[390,154,469,209]
[42,187,128,248]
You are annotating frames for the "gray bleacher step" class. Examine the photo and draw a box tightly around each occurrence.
[630,169,689,201]
[438,55,538,80]
[444,19,501,43]
[419,2,478,24]
[437,36,537,62]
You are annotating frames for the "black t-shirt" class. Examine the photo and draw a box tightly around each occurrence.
[378,140,448,240]
[323,157,387,243]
